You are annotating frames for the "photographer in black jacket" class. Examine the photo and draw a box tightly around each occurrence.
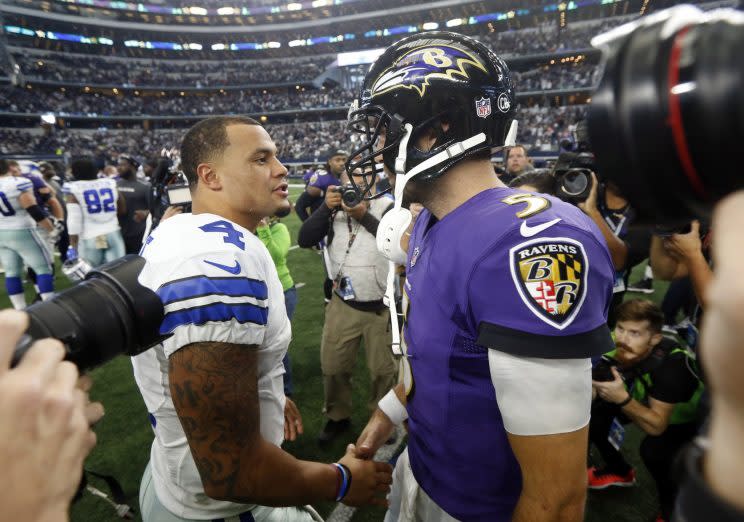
[554,152,652,325]
[589,299,703,521]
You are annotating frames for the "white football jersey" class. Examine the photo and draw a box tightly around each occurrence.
[64,178,121,238]
[0,175,35,229]
[131,212,291,519]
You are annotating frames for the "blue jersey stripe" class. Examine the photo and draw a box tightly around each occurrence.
[157,275,268,305]
[16,182,33,191]
[159,301,268,334]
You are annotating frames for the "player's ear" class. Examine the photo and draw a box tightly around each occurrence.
[196,163,221,190]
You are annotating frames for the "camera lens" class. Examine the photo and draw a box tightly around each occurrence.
[589,11,744,224]
[341,186,361,207]
[13,255,166,372]
[562,170,590,197]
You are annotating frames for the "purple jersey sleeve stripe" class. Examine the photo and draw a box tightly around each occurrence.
[159,301,268,334]
[477,321,613,359]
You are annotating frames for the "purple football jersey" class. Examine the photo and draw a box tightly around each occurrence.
[306,168,340,195]
[402,187,614,521]
[23,173,48,207]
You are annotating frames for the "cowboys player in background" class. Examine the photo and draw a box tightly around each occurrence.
[347,33,616,521]
[131,116,392,521]
[0,159,56,309]
[64,157,127,267]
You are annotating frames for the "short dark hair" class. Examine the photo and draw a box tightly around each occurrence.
[180,116,261,186]
[505,144,528,160]
[509,169,556,195]
[615,299,664,334]
[71,157,99,180]
[0,159,9,175]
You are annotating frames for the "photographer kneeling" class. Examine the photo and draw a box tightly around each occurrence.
[589,299,704,521]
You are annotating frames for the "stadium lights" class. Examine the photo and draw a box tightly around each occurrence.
[287,3,302,10]
[211,43,226,50]
[289,39,306,47]
[446,18,464,27]
[268,41,282,48]
[312,0,329,6]
[40,113,56,125]
[260,115,268,122]
[184,43,203,50]
[185,6,208,15]
[422,22,439,30]
[216,7,235,15]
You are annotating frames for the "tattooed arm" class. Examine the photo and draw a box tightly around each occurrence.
[169,341,392,507]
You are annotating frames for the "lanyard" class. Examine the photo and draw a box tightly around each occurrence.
[333,212,361,280]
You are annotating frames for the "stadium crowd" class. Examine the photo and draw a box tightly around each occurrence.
[4,15,625,78]
[13,53,333,87]
[0,85,353,116]
[0,104,585,160]
[1,4,739,522]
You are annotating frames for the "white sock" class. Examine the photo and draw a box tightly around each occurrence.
[40,292,54,301]
[9,293,26,309]
[644,265,653,279]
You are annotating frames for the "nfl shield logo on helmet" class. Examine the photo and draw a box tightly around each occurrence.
[475,97,491,118]
[509,237,588,330]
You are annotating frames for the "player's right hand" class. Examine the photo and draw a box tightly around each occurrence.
[338,443,393,507]
[354,408,395,460]
[325,187,342,209]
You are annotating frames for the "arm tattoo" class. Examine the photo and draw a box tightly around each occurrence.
[169,341,260,501]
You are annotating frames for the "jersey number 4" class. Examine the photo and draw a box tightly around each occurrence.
[83,188,116,214]
[199,220,246,250]
[0,192,15,217]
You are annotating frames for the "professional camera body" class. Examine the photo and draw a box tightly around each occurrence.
[593,339,677,388]
[150,150,192,230]
[588,5,744,225]
[331,183,362,208]
[552,151,598,204]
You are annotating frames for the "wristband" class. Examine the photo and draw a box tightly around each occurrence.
[332,463,352,502]
[26,204,48,223]
[617,394,633,407]
[378,389,408,425]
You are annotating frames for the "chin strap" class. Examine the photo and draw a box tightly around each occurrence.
[378,126,490,355]
[504,119,518,147]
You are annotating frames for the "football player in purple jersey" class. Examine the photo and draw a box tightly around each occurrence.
[345,32,616,521]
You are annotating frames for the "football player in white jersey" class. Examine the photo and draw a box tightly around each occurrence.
[0,159,56,309]
[64,157,126,267]
[132,116,392,522]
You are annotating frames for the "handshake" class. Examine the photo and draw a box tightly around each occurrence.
[328,393,404,507]
[332,441,393,507]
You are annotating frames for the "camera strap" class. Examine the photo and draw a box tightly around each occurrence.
[332,213,361,282]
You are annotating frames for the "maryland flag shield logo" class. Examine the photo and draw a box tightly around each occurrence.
[509,237,588,329]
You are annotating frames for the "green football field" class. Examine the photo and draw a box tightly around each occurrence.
[0,187,669,522]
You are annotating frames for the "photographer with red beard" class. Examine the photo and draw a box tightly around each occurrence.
[588,299,704,522]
